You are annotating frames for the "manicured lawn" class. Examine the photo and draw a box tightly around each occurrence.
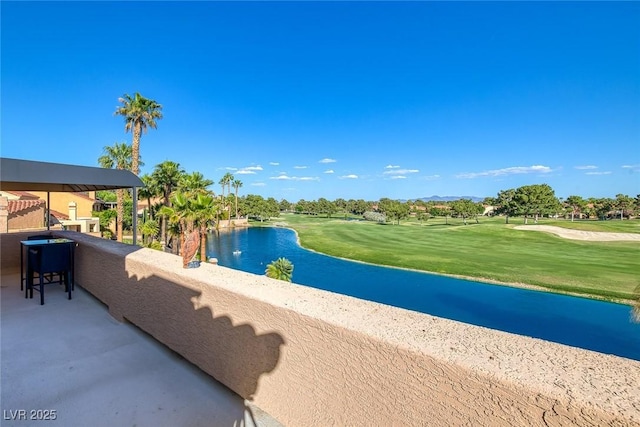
[263,213,640,302]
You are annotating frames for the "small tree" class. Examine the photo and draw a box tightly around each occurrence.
[265,258,294,282]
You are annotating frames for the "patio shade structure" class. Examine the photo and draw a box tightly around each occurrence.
[0,157,144,243]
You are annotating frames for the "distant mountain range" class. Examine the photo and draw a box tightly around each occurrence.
[405,195,485,203]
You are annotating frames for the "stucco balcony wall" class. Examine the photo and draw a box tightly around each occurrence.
[2,231,639,426]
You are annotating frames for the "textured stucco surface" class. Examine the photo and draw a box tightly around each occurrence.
[3,231,639,426]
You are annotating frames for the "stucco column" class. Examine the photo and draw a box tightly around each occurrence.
[69,201,77,220]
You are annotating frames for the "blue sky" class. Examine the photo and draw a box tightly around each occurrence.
[2,1,639,201]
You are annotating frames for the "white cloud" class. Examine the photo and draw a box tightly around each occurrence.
[456,165,552,179]
[383,168,419,175]
[340,174,358,179]
[294,165,308,169]
[324,169,334,174]
[585,171,612,175]
[622,164,640,172]
[270,174,319,181]
[422,175,441,181]
[269,162,279,166]
[236,165,263,175]
[271,174,291,180]
[220,166,238,171]
[574,165,598,170]
[251,182,266,186]
[319,158,336,164]
[391,176,406,179]
[385,165,400,169]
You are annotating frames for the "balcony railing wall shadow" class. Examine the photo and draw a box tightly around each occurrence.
[2,231,639,426]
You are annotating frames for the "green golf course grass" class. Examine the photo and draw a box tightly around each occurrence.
[263,213,640,303]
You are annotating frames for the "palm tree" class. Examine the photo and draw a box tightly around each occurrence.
[265,258,294,282]
[98,143,133,242]
[138,173,159,221]
[218,172,234,226]
[158,191,195,256]
[191,193,218,262]
[232,179,243,219]
[140,219,159,246]
[114,92,163,176]
[152,161,184,246]
[179,171,214,195]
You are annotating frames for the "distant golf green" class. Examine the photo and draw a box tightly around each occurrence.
[266,213,640,302]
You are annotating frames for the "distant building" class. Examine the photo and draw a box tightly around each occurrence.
[0,190,100,235]
[0,191,47,232]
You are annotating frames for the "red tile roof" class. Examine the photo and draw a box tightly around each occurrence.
[4,191,40,199]
[49,209,69,220]
[7,199,45,214]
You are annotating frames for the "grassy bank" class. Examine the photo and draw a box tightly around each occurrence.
[263,214,640,302]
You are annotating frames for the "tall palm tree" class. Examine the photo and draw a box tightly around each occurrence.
[98,143,132,242]
[191,193,218,262]
[152,161,184,246]
[158,191,195,256]
[232,179,243,219]
[218,172,234,221]
[265,258,294,282]
[114,92,163,176]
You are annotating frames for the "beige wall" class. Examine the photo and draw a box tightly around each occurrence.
[9,204,46,230]
[2,231,639,426]
[30,191,97,218]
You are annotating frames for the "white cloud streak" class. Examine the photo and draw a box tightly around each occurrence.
[391,176,406,179]
[236,165,263,174]
[324,169,334,174]
[383,168,419,175]
[585,171,612,175]
[270,174,319,181]
[385,165,400,169]
[422,175,441,181]
[319,158,336,163]
[456,165,552,179]
[294,165,308,169]
[340,174,358,179]
[574,165,598,170]
[269,162,279,166]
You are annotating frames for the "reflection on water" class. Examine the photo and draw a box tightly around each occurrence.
[207,227,640,360]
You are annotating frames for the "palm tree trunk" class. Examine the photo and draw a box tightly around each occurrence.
[200,224,207,262]
[116,188,124,242]
[131,121,142,176]
[147,197,153,220]
[235,188,239,219]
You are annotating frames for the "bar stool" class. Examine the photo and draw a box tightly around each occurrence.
[26,243,72,305]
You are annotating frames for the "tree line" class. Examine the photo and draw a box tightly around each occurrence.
[97,91,639,258]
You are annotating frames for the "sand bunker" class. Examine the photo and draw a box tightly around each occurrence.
[514,225,640,242]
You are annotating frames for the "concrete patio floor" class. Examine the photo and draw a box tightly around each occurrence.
[1,273,282,427]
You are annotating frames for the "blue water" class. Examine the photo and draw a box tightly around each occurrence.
[207,227,640,360]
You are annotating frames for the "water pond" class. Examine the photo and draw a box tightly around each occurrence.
[207,227,640,361]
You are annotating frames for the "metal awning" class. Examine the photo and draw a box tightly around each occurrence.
[0,157,143,243]
[0,157,143,191]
